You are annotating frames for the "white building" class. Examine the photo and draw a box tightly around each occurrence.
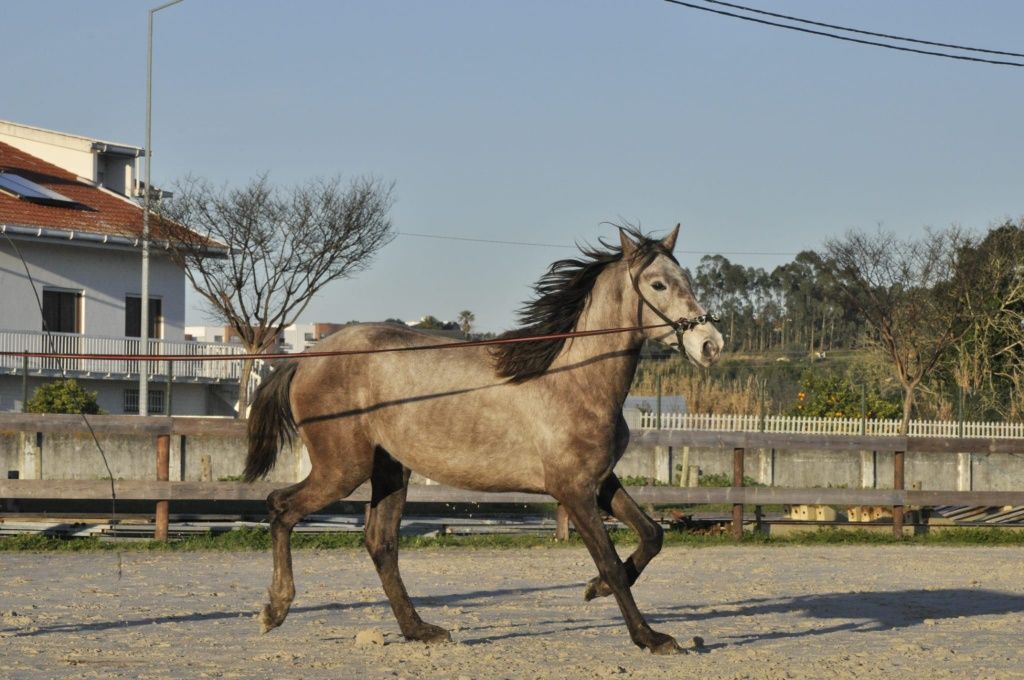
[186,322,349,354]
[0,121,242,415]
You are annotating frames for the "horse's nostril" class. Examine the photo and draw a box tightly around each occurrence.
[702,340,719,361]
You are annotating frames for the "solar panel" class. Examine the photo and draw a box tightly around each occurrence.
[0,171,78,206]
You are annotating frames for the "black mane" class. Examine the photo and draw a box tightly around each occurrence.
[492,225,670,382]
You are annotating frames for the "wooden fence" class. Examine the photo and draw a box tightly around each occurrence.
[1,413,1023,540]
[636,411,1024,438]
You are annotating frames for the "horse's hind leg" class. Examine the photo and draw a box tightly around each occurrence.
[260,436,372,633]
[584,473,663,601]
[365,448,451,643]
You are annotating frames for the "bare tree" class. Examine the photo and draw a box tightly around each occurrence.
[163,174,394,416]
[823,227,974,434]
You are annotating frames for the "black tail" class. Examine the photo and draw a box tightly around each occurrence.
[244,361,299,482]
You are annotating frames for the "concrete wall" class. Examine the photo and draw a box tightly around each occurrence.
[3,425,1024,495]
[0,122,98,180]
[616,442,1024,492]
[0,238,185,341]
[0,429,304,484]
[0,120,140,192]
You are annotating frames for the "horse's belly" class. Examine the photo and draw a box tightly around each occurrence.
[384,439,547,493]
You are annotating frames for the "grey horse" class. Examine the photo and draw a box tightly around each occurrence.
[245,225,723,654]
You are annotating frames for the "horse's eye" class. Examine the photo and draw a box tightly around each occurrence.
[651,281,667,291]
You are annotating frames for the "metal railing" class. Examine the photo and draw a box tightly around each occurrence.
[0,329,246,381]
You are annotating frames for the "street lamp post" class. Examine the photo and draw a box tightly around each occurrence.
[140,0,184,416]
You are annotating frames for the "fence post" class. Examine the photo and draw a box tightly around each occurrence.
[732,447,744,540]
[555,504,571,541]
[155,433,170,541]
[892,449,905,539]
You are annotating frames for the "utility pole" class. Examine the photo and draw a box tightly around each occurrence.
[140,0,185,415]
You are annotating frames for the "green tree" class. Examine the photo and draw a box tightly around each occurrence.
[457,310,475,337]
[418,315,444,330]
[26,379,102,415]
[942,219,1024,419]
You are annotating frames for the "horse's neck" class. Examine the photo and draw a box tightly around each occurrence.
[553,264,642,408]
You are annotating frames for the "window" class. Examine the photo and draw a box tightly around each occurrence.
[123,388,165,414]
[42,290,81,333]
[125,296,162,338]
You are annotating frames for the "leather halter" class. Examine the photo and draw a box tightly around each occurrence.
[629,254,720,349]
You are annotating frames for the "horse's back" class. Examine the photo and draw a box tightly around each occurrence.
[287,323,556,491]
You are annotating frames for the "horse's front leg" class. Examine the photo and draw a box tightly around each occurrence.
[584,473,663,601]
[558,488,680,654]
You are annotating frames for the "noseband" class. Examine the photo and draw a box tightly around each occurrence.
[629,255,720,348]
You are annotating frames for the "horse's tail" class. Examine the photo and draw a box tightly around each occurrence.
[244,361,299,482]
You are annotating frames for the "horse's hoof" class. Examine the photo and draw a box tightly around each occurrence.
[648,633,683,655]
[259,604,286,634]
[583,576,612,601]
[408,623,452,644]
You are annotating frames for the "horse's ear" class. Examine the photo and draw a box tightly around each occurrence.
[661,223,680,253]
[619,229,638,258]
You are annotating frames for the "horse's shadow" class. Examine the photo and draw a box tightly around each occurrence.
[2,582,576,638]
[6,586,1022,649]
[647,588,1024,647]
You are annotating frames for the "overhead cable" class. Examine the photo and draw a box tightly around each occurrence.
[663,0,1024,68]
[703,0,1024,59]
[397,231,798,257]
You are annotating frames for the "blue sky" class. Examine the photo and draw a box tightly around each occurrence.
[6,1,1024,332]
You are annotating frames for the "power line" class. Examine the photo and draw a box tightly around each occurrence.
[703,0,1024,59]
[396,231,799,257]
[663,0,1024,68]
[398,231,574,250]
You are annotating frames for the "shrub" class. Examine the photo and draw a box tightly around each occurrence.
[789,370,900,419]
[25,379,102,415]
[698,472,762,487]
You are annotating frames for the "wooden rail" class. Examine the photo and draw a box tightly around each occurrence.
[1,414,1023,540]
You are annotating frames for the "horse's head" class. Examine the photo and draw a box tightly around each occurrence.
[621,225,724,367]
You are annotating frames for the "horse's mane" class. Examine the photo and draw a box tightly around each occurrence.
[492,224,669,382]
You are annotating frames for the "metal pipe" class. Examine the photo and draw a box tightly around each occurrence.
[21,351,28,411]
[141,0,186,417]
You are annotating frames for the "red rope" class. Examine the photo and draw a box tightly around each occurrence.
[0,321,676,362]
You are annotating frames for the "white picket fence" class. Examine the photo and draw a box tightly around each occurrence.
[636,411,1024,439]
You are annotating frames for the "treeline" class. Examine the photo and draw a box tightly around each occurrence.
[660,218,1024,423]
[691,251,854,355]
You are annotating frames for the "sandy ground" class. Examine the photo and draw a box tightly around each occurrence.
[1,544,1023,679]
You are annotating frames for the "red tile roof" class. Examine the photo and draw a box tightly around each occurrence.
[0,140,181,241]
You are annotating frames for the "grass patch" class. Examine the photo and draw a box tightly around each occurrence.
[3,526,1024,552]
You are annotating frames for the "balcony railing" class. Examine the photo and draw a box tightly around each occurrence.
[0,330,246,382]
